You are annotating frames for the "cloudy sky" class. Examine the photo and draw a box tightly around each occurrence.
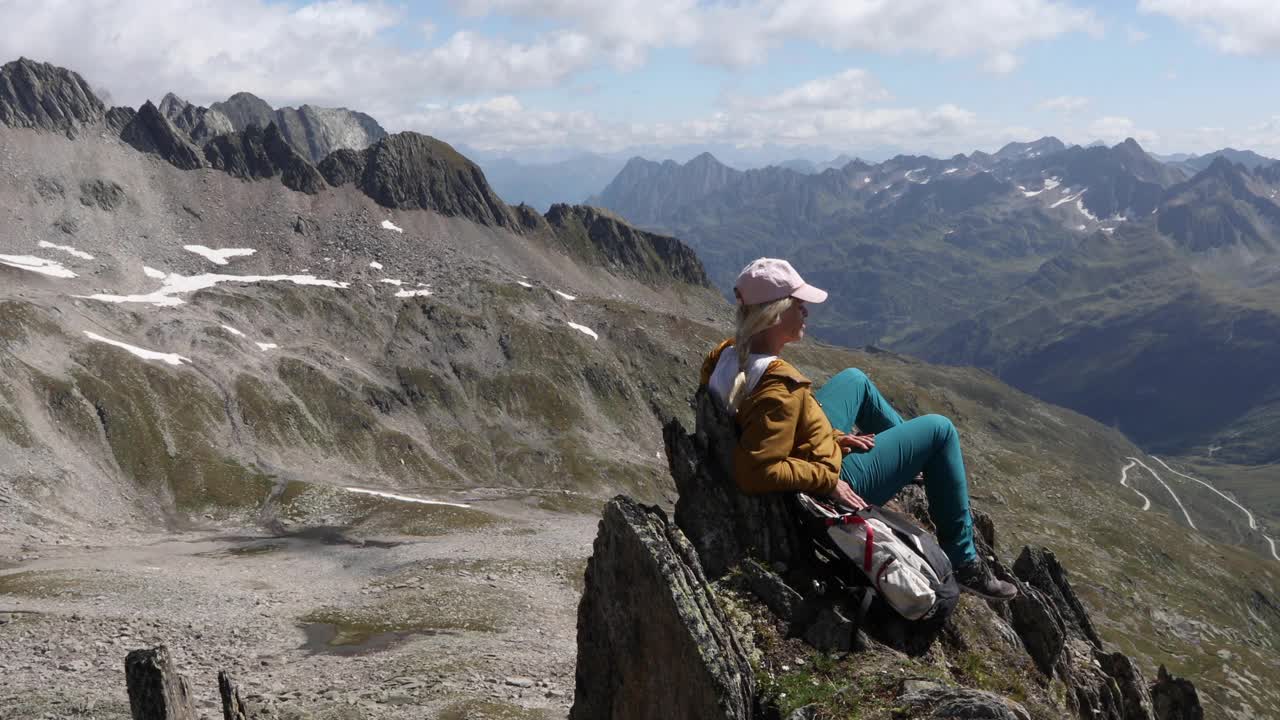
[3,0,1280,162]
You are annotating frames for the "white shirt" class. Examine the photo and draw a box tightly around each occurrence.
[708,346,778,411]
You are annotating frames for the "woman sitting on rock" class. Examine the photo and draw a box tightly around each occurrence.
[700,257,1016,601]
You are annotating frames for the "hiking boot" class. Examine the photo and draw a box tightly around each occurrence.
[955,558,1018,601]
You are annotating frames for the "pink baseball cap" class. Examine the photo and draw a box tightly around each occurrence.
[734,257,828,305]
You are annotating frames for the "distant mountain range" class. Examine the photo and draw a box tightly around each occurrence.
[589,136,1280,477]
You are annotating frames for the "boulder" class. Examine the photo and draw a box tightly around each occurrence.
[570,496,756,720]
[0,57,104,136]
[663,387,810,580]
[120,101,203,170]
[1151,666,1203,720]
[896,681,1031,720]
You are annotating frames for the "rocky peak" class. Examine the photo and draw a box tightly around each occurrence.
[202,122,326,195]
[543,204,711,288]
[209,91,275,131]
[119,100,203,170]
[319,131,516,229]
[272,104,387,164]
[157,92,234,145]
[0,57,105,136]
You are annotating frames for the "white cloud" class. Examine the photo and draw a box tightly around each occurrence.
[982,52,1021,74]
[0,0,596,110]
[1088,116,1159,146]
[727,69,888,112]
[406,70,977,154]
[1126,26,1150,43]
[462,0,1102,71]
[1139,0,1280,55]
[1037,96,1091,113]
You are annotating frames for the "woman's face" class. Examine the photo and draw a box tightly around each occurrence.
[778,298,808,344]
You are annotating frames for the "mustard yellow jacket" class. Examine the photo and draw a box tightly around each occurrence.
[700,339,845,496]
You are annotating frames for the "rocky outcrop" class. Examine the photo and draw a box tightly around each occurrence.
[209,92,275,133]
[0,57,104,136]
[104,106,136,135]
[1151,666,1203,720]
[79,179,126,211]
[205,91,387,163]
[273,104,387,164]
[203,123,326,195]
[544,204,711,287]
[573,388,1208,719]
[319,132,517,229]
[896,681,1031,720]
[570,496,756,720]
[999,545,1155,720]
[664,387,810,580]
[119,101,203,170]
[158,93,234,145]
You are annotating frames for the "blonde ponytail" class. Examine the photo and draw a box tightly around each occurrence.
[725,296,795,413]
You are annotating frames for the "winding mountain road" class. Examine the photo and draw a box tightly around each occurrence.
[1119,460,1152,510]
[1151,457,1280,563]
[1126,456,1197,529]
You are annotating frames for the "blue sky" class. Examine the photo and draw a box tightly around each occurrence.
[3,1,1279,162]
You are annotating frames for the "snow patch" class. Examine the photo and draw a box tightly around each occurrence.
[184,245,255,265]
[369,261,383,270]
[380,220,404,233]
[395,289,433,298]
[567,322,598,340]
[38,240,94,260]
[0,254,77,278]
[344,486,471,509]
[255,342,278,351]
[83,331,189,366]
[554,290,576,301]
[943,168,958,175]
[143,266,167,280]
[80,271,350,307]
[516,281,533,289]
[1075,197,1099,222]
[221,325,245,337]
[1021,177,1062,197]
[379,279,403,286]
[1051,190,1085,209]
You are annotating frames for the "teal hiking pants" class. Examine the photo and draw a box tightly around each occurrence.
[814,368,977,567]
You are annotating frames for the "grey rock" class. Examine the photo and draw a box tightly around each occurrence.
[202,123,326,194]
[120,101,203,170]
[1013,546,1102,649]
[801,604,857,653]
[1151,665,1203,720]
[0,58,104,136]
[570,496,754,720]
[897,682,1030,720]
[275,104,387,164]
[740,559,803,622]
[124,646,197,720]
[663,388,810,579]
[210,92,275,134]
[79,179,126,211]
[104,106,136,134]
[543,204,711,288]
[319,132,517,228]
[785,705,818,720]
[1096,651,1154,720]
[34,177,65,200]
[219,671,250,720]
[158,93,234,144]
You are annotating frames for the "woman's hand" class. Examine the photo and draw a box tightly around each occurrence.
[828,481,868,511]
[838,433,875,454]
